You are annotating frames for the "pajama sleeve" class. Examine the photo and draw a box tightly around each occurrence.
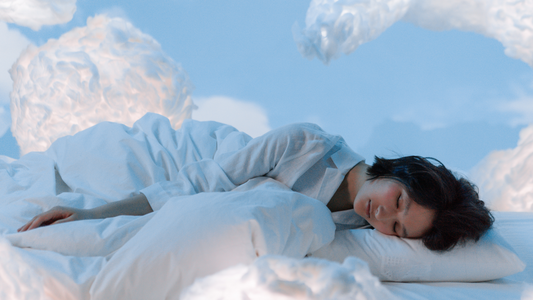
[139,122,342,211]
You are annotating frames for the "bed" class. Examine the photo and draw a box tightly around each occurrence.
[0,113,530,300]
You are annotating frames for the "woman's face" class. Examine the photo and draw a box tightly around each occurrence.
[353,178,434,238]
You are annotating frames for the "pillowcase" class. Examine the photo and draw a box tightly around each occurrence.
[309,222,525,282]
[89,178,335,300]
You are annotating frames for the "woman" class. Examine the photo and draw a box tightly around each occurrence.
[18,116,493,251]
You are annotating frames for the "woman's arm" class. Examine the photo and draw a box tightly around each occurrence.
[18,193,153,232]
[142,123,341,211]
[20,123,339,231]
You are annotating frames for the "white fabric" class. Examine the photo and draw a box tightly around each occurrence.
[90,178,336,299]
[0,113,372,299]
[310,212,526,282]
[139,116,363,210]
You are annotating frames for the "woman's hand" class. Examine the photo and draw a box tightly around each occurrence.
[17,193,153,232]
[17,206,94,232]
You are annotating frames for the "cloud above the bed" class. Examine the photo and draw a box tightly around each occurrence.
[471,124,533,212]
[192,96,271,138]
[0,21,30,137]
[0,0,76,30]
[294,0,533,66]
[10,15,194,154]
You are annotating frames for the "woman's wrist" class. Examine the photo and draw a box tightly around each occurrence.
[88,193,153,220]
[86,206,104,219]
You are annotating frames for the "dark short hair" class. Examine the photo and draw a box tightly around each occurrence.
[366,156,494,251]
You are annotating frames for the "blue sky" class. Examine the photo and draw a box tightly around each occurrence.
[1,0,532,176]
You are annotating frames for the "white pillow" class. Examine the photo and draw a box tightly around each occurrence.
[309,224,526,282]
[89,178,335,300]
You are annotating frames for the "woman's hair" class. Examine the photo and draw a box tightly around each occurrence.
[366,156,494,251]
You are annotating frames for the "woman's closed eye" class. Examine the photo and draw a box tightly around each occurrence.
[397,195,400,209]
[394,195,401,234]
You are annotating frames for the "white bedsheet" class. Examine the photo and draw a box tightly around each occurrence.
[0,114,393,300]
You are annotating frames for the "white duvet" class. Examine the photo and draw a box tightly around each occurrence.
[0,114,395,300]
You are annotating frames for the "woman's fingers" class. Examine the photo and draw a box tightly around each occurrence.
[17,219,33,232]
[17,214,45,232]
[18,215,49,232]
[17,207,76,232]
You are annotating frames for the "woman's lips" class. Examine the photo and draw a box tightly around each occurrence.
[366,200,371,218]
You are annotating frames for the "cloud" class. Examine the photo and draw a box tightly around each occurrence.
[295,0,533,66]
[470,124,533,212]
[0,106,11,138]
[181,256,395,300]
[498,95,533,127]
[0,0,76,30]
[294,0,410,64]
[10,15,194,154]
[0,21,30,137]
[0,22,30,94]
[95,5,130,23]
[192,96,271,138]
[522,285,533,300]
[468,79,533,212]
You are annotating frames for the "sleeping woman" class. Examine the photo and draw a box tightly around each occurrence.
[18,115,493,251]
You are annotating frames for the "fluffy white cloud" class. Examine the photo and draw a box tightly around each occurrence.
[0,21,29,94]
[294,0,410,64]
[295,0,533,66]
[0,21,30,137]
[470,124,533,212]
[0,0,76,30]
[10,15,194,154]
[181,256,395,300]
[192,96,271,138]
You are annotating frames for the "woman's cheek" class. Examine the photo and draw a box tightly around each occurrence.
[353,197,366,217]
[373,223,392,236]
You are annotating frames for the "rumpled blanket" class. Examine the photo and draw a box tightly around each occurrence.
[0,113,394,300]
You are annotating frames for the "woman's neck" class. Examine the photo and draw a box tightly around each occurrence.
[327,162,369,212]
